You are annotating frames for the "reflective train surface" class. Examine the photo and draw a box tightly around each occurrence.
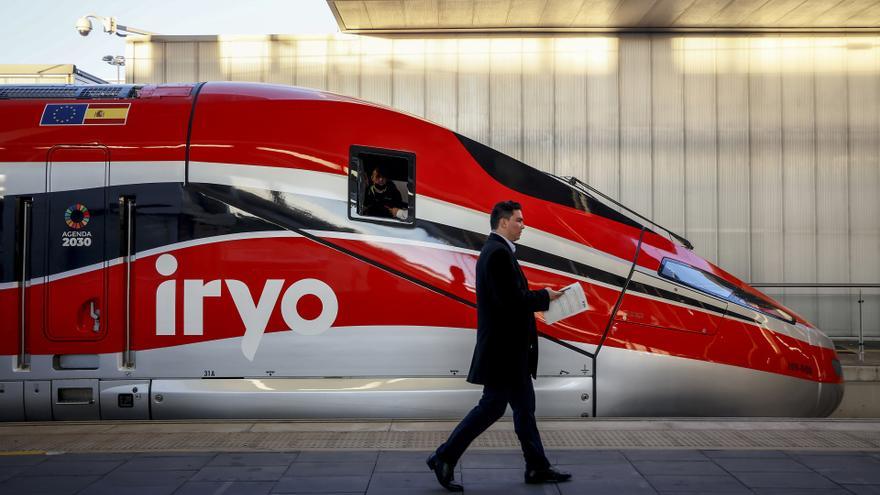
[0,83,843,421]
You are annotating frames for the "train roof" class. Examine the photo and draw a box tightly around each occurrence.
[0,82,371,105]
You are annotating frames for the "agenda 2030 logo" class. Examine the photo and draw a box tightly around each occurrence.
[62,203,94,247]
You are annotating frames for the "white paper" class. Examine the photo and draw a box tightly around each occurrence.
[543,282,588,325]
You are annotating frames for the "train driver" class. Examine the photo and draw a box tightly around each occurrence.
[362,165,408,221]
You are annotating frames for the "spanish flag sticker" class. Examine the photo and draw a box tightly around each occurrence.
[83,103,131,125]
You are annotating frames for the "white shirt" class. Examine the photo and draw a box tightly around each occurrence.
[493,231,516,253]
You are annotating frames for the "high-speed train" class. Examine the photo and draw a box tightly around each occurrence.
[0,82,843,421]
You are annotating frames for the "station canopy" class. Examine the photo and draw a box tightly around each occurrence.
[326,0,880,33]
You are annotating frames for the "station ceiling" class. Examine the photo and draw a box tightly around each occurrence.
[326,0,880,32]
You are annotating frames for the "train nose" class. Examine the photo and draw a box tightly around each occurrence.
[812,327,845,417]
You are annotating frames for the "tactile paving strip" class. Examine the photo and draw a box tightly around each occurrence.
[2,420,880,453]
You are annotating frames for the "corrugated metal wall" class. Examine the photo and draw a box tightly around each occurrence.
[127,33,880,338]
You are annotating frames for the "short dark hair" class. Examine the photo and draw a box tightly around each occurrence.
[490,200,522,230]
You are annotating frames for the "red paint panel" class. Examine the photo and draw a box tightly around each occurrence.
[0,281,118,357]
[616,293,722,336]
[0,288,19,355]
[601,315,841,384]
[44,271,106,341]
[324,239,478,304]
[712,317,841,384]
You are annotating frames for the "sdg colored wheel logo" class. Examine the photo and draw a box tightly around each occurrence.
[64,203,91,229]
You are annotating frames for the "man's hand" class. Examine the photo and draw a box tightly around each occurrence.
[546,288,565,301]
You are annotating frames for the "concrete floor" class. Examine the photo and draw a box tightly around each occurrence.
[2,448,880,494]
[2,419,880,493]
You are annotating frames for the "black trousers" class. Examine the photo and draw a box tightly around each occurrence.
[436,375,550,470]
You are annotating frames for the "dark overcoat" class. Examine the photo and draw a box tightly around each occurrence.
[466,232,550,385]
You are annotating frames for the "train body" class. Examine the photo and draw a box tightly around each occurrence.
[0,82,843,420]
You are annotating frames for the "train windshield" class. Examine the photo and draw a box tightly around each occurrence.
[659,259,795,324]
[659,259,735,300]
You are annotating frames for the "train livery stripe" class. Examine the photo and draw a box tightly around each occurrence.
[0,161,186,196]
[188,160,641,282]
[0,162,46,195]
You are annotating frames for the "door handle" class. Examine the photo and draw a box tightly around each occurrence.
[89,300,100,333]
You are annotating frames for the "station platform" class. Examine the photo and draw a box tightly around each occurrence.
[2,418,880,494]
[833,342,880,418]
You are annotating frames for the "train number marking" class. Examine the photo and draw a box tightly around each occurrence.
[788,362,814,375]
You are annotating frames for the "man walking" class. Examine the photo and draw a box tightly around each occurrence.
[427,200,572,492]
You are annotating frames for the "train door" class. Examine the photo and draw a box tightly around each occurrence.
[44,146,109,343]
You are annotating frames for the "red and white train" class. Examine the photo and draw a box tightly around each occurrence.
[0,82,843,421]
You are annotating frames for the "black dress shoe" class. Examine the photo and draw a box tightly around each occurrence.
[525,466,572,484]
[427,452,463,492]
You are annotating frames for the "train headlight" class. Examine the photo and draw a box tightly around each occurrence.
[831,359,843,378]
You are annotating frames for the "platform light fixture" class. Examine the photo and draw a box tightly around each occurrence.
[102,55,126,83]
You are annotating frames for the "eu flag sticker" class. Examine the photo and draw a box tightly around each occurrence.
[40,104,88,126]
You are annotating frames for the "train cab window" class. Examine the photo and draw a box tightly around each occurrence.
[348,146,415,226]
[659,258,795,324]
[658,259,735,300]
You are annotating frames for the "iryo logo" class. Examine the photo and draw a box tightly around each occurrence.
[154,253,338,361]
